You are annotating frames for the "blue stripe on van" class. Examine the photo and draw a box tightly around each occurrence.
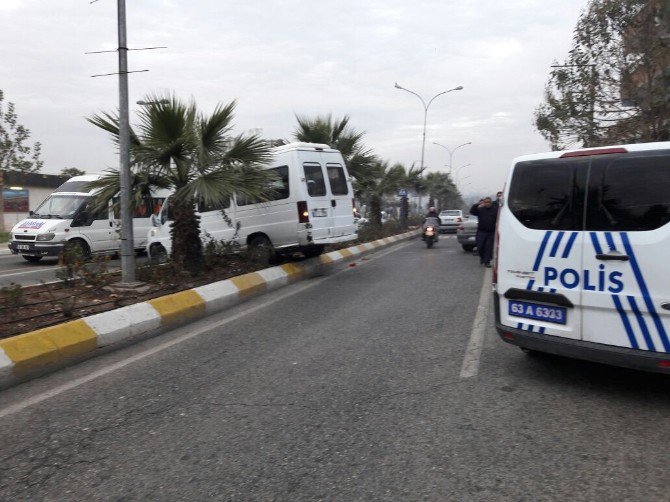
[549,231,564,258]
[590,232,603,255]
[612,295,639,350]
[562,232,578,258]
[532,231,553,272]
[604,232,616,252]
[621,233,670,352]
[628,295,656,351]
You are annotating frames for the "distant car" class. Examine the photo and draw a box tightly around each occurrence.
[438,209,463,233]
[457,216,478,251]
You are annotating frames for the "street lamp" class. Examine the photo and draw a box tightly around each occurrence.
[432,141,472,173]
[394,83,463,171]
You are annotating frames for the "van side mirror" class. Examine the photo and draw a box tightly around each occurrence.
[29,210,34,216]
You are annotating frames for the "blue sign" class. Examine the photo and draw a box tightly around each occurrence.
[397,189,408,197]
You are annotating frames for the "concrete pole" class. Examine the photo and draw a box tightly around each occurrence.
[117,0,136,283]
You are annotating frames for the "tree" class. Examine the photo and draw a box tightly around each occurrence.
[535,0,670,150]
[60,167,86,178]
[353,158,406,227]
[424,172,462,210]
[0,90,43,173]
[87,93,275,274]
[293,114,375,180]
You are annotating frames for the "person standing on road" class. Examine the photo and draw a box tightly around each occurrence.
[470,197,499,267]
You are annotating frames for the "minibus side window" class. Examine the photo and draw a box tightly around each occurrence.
[266,166,290,200]
[303,163,326,196]
[586,153,670,231]
[507,159,587,230]
[198,196,231,212]
[326,163,349,195]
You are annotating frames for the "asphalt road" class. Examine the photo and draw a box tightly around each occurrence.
[0,250,148,288]
[1,235,670,501]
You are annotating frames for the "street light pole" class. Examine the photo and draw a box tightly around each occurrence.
[432,141,472,173]
[394,83,463,171]
[117,0,135,284]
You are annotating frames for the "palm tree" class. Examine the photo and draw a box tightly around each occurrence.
[87,93,275,274]
[354,158,406,227]
[293,114,375,180]
[424,172,463,210]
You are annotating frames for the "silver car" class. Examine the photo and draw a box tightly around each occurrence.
[438,209,464,233]
[456,216,478,251]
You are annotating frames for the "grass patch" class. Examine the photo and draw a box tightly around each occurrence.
[0,232,8,244]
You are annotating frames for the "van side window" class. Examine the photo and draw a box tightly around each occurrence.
[303,163,327,196]
[267,166,290,200]
[198,196,231,213]
[236,193,261,207]
[133,196,154,217]
[586,153,670,232]
[326,163,349,195]
[508,159,587,230]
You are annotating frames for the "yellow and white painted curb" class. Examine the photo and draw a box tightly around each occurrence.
[0,231,417,388]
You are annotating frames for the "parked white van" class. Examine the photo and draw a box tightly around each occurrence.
[146,142,358,261]
[494,142,670,372]
[8,174,167,262]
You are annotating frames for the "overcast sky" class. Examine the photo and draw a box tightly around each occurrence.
[1,0,587,197]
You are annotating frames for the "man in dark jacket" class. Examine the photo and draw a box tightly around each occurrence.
[470,197,498,267]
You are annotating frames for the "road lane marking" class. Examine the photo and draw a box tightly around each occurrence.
[460,268,492,378]
[0,241,412,418]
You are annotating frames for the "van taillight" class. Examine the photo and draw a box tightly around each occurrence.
[297,201,310,223]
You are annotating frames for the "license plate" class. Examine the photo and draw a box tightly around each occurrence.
[509,300,567,325]
[17,244,29,250]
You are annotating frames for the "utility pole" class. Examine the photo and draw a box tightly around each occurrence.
[117,0,135,284]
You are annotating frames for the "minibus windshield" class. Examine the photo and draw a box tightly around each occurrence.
[32,194,89,219]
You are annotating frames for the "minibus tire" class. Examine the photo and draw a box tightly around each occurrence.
[23,256,43,263]
[248,235,277,265]
[64,239,90,260]
[301,245,324,258]
[150,244,168,264]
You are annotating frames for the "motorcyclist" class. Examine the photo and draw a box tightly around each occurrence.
[422,207,441,240]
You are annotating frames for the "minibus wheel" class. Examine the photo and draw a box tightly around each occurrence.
[248,235,277,265]
[301,245,324,258]
[64,239,90,260]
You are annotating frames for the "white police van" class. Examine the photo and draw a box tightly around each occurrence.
[147,142,357,262]
[494,141,670,372]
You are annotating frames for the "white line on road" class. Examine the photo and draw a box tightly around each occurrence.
[0,241,412,419]
[460,268,492,379]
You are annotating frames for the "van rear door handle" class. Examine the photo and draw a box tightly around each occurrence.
[662,303,670,311]
[331,200,336,207]
[596,253,629,261]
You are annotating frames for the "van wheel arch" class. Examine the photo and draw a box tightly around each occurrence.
[64,238,91,259]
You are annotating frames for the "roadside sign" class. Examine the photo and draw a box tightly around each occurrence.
[397,189,408,197]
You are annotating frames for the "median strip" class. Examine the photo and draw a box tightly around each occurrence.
[0,231,418,389]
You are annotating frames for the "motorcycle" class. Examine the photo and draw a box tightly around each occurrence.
[423,223,437,248]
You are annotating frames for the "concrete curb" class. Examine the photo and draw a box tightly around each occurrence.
[0,231,417,389]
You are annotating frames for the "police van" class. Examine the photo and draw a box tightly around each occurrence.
[494,141,670,372]
[147,142,357,262]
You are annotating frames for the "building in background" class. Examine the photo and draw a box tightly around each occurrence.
[0,172,68,232]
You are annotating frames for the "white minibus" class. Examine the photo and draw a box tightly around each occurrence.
[8,174,167,262]
[147,142,358,261]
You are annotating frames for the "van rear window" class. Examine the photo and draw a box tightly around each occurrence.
[303,163,326,196]
[586,153,670,231]
[508,159,588,231]
[326,163,349,195]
